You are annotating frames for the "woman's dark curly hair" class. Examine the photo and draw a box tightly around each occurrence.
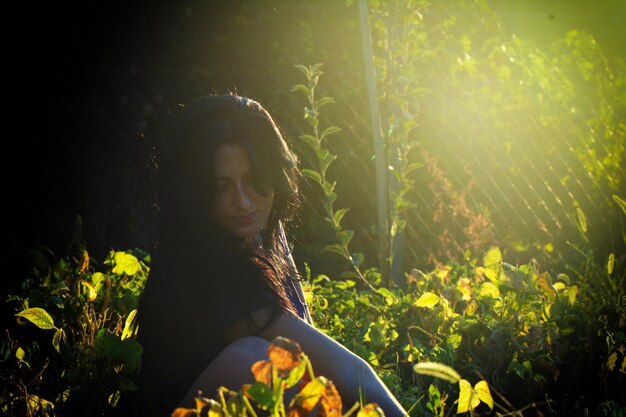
[157,94,300,255]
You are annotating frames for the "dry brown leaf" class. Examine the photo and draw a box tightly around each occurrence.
[251,360,272,385]
[269,336,302,375]
[171,407,195,417]
[319,379,342,417]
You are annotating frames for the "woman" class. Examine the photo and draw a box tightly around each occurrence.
[132,94,407,417]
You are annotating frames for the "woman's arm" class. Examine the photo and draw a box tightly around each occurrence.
[259,313,408,417]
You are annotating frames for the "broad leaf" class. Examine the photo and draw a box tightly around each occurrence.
[112,252,141,276]
[15,308,56,330]
[413,292,440,308]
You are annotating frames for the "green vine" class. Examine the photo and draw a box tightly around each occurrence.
[291,63,375,291]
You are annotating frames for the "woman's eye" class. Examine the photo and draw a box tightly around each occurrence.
[216,182,230,192]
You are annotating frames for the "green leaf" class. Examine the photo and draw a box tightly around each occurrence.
[121,309,138,340]
[576,207,588,233]
[338,230,354,247]
[282,359,307,390]
[310,62,324,75]
[351,252,365,267]
[405,162,423,174]
[112,252,141,276]
[315,97,336,111]
[332,208,349,227]
[567,284,579,305]
[608,253,615,275]
[480,282,500,298]
[324,244,346,257]
[319,152,337,177]
[323,181,336,197]
[375,287,396,305]
[297,134,320,150]
[91,271,106,293]
[301,169,323,185]
[483,246,502,284]
[247,382,276,411]
[52,328,65,353]
[94,333,122,363]
[294,65,310,78]
[15,308,56,330]
[121,339,143,372]
[320,126,341,141]
[290,84,310,95]
[289,376,326,411]
[413,292,440,308]
[413,362,461,383]
[79,279,97,302]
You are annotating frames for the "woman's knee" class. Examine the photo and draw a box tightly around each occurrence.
[218,336,270,363]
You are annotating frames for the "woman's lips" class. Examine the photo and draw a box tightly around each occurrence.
[233,211,257,225]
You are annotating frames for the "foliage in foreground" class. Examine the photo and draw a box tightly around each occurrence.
[2,237,625,416]
[306,246,626,416]
[1,243,148,416]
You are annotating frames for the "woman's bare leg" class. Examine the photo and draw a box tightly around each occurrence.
[177,336,270,408]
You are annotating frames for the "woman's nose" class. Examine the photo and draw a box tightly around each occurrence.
[234,184,253,209]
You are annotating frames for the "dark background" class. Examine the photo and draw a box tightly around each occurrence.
[3,1,363,265]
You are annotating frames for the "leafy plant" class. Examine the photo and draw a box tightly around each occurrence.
[292,63,374,291]
[308,246,626,415]
[1,234,148,416]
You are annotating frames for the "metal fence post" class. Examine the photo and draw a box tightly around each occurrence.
[359,0,390,284]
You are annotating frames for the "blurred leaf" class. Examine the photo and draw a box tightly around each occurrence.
[414,362,461,383]
[294,65,310,78]
[357,403,385,417]
[483,246,502,284]
[94,333,122,363]
[320,126,341,141]
[480,282,500,298]
[52,328,64,353]
[247,382,276,411]
[325,244,346,257]
[283,359,307,390]
[289,376,326,411]
[171,408,195,417]
[121,339,143,372]
[297,134,320,150]
[608,253,615,275]
[577,207,588,233]
[567,284,579,305]
[413,292,440,308]
[333,208,349,227]
[613,194,626,215]
[302,169,323,185]
[79,279,97,302]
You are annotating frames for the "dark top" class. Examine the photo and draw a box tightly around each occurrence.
[120,253,311,416]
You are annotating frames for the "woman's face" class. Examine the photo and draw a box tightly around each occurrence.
[211,144,275,240]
